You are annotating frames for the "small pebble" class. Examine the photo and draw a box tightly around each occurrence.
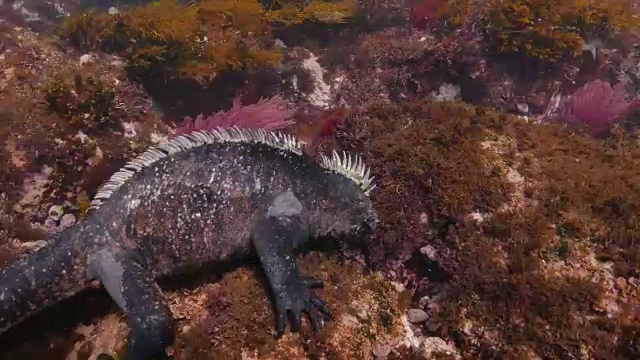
[79,53,94,66]
[122,122,137,138]
[420,245,437,260]
[274,38,287,49]
[20,240,48,252]
[433,83,461,102]
[419,212,429,224]
[407,308,429,323]
[48,204,64,221]
[516,102,529,114]
[616,277,627,291]
[108,7,119,15]
[372,343,392,359]
[110,58,125,67]
[60,213,76,228]
[44,218,57,231]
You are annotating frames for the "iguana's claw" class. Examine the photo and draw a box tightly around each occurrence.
[274,276,331,336]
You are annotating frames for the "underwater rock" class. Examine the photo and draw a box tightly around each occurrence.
[43,217,57,231]
[371,343,392,358]
[52,254,414,359]
[515,102,529,115]
[1,1,639,358]
[432,83,461,102]
[419,245,437,261]
[274,38,287,49]
[121,122,137,138]
[406,308,429,323]
[59,213,76,228]
[13,168,53,215]
[79,54,94,66]
[48,204,64,221]
[0,0,73,32]
[300,51,332,108]
[420,337,461,359]
[19,240,47,252]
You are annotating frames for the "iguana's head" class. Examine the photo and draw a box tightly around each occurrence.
[89,127,380,247]
[311,187,378,246]
[309,151,379,246]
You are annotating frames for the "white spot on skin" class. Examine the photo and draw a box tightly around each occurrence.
[254,172,262,191]
[128,199,141,211]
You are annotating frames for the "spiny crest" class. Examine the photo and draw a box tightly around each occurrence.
[90,127,375,209]
[320,150,376,196]
[90,127,304,209]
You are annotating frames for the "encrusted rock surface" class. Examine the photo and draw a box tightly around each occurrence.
[2,0,640,359]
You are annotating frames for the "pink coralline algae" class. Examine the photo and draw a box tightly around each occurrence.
[409,0,446,28]
[558,80,640,137]
[175,96,296,136]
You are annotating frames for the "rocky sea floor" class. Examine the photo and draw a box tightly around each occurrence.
[0,0,639,359]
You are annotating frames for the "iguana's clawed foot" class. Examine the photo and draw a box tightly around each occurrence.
[274,275,331,336]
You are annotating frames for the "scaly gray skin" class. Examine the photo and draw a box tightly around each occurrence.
[0,127,378,359]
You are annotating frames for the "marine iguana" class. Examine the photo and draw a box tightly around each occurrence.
[0,127,378,359]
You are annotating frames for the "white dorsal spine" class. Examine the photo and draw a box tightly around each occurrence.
[90,126,376,209]
[319,150,376,196]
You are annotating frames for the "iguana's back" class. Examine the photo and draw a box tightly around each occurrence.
[95,139,327,276]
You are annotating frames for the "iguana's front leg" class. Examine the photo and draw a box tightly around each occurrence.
[88,246,175,360]
[252,191,331,335]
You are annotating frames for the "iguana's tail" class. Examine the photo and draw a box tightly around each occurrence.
[0,229,89,334]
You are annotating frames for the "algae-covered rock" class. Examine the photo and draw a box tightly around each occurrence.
[0,24,170,265]
[2,0,640,358]
[53,253,413,359]
[335,99,640,358]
